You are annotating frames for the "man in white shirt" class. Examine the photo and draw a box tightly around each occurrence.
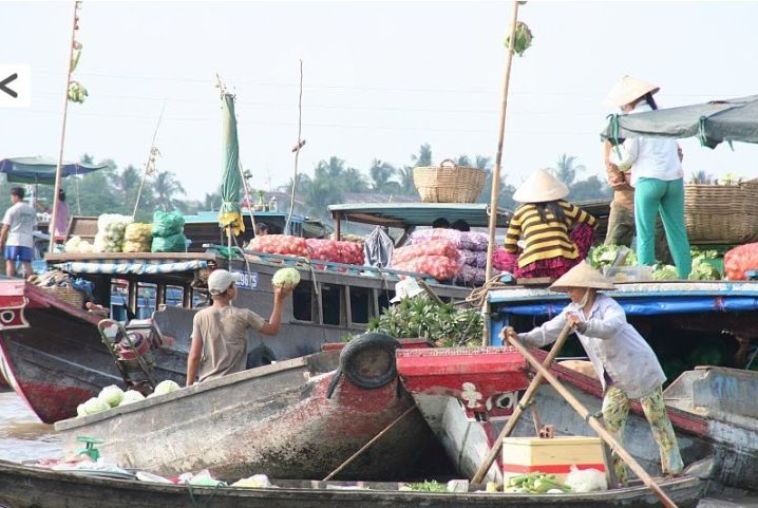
[1,187,37,278]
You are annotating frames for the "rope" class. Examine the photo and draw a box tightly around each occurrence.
[465,273,512,308]
[185,481,225,508]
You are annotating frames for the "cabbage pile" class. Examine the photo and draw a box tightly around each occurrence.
[588,245,637,270]
[64,235,95,254]
[150,379,181,397]
[272,267,301,289]
[94,214,133,253]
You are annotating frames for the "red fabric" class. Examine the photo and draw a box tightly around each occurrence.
[499,224,596,279]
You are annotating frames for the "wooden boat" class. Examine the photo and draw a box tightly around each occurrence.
[0,459,704,508]
[0,232,475,423]
[53,340,448,481]
[397,279,758,490]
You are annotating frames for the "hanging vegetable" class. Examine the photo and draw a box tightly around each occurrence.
[505,21,534,57]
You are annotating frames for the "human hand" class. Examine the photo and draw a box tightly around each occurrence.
[566,313,586,332]
[273,285,294,302]
[500,326,517,343]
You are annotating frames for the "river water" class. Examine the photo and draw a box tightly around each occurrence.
[0,389,755,506]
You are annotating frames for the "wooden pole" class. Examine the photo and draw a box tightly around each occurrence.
[49,1,80,253]
[506,335,679,508]
[322,405,416,481]
[471,322,572,483]
[483,0,520,283]
[284,59,304,236]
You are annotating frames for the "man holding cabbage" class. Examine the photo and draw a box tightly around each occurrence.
[186,269,293,386]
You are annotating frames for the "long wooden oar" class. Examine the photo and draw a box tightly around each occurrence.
[472,322,573,483]
[506,335,679,508]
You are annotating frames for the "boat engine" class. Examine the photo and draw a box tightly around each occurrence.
[97,318,160,393]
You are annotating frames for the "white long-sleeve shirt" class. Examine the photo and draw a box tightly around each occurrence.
[517,293,666,399]
[616,103,683,187]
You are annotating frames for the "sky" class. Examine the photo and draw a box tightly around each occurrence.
[2,0,758,202]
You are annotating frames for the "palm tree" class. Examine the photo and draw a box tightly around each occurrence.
[369,159,401,194]
[410,144,432,167]
[152,170,186,211]
[551,154,585,187]
[343,167,369,193]
[397,166,417,195]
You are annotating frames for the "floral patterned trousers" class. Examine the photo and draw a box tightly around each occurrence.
[602,385,684,484]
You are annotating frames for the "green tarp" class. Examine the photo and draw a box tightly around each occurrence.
[601,94,758,148]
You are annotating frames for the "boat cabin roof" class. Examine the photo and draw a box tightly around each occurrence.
[44,252,214,277]
[328,202,512,229]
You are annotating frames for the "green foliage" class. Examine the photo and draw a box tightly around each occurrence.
[588,244,637,270]
[406,480,446,492]
[366,296,482,346]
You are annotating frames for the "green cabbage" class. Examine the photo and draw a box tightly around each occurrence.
[78,397,110,416]
[589,245,637,269]
[153,380,181,396]
[98,385,124,408]
[652,265,678,281]
[272,267,301,288]
[120,390,146,405]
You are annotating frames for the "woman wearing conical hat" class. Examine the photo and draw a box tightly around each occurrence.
[502,261,684,485]
[501,168,597,279]
[604,75,691,279]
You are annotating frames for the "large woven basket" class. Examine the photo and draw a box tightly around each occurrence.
[685,180,758,245]
[413,159,486,203]
[43,285,85,309]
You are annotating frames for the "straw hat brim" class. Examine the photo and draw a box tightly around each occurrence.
[603,75,660,108]
[549,261,616,292]
[513,168,569,203]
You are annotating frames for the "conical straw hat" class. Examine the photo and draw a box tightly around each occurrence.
[513,168,569,203]
[549,261,616,292]
[603,75,660,108]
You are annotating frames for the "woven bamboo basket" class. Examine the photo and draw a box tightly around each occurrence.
[413,159,486,203]
[43,285,85,309]
[684,180,758,244]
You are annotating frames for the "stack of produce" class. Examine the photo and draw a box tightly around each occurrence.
[151,211,187,253]
[93,214,133,253]
[391,239,460,281]
[408,229,489,284]
[306,239,365,266]
[724,242,758,281]
[588,244,637,270]
[366,295,482,347]
[123,223,153,253]
[76,380,182,418]
[63,235,95,254]
[248,234,309,258]
[652,249,721,281]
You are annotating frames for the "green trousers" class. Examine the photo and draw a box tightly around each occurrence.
[603,385,684,484]
[634,178,691,278]
[605,203,673,264]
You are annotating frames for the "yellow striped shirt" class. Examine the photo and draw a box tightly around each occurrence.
[504,201,597,268]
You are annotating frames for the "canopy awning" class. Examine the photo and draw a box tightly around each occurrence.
[329,202,512,229]
[51,259,208,276]
[0,156,111,184]
[601,94,758,148]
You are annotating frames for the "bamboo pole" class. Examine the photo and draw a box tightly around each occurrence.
[49,1,80,253]
[506,335,679,508]
[284,59,304,236]
[132,100,166,220]
[483,0,520,283]
[471,322,572,483]
[322,405,416,481]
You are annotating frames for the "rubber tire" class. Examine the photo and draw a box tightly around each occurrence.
[339,332,399,390]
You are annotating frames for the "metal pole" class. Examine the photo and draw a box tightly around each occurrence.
[482,0,521,345]
[49,1,80,252]
[284,59,304,235]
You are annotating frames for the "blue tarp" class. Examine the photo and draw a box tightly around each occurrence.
[0,156,110,184]
[53,259,207,276]
[498,296,758,318]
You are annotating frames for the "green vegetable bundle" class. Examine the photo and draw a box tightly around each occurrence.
[504,472,571,494]
[366,296,482,347]
[504,21,534,56]
[588,244,637,270]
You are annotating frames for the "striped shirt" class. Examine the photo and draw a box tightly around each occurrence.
[504,201,597,268]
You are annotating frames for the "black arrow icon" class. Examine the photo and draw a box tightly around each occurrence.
[0,73,18,98]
